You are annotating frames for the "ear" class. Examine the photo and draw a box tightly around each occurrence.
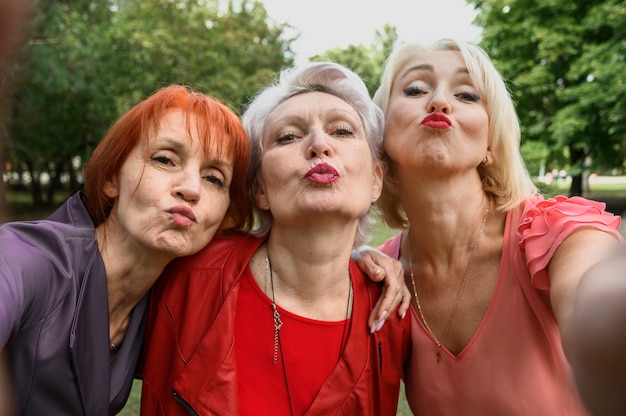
[485,148,493,165]
[103,174,120,199]
[253,179,270,211]
[370,162,384,203]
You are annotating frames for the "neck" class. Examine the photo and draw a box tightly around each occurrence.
[95,226,170,323]
[264,224,355,296]
[253,233,353,321]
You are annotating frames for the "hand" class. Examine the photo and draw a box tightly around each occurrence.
[351,246,411,332]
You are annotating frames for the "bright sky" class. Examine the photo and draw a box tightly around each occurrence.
[258,0,483,63]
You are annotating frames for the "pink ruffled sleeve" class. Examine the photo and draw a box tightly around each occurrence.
[518,195,622,291]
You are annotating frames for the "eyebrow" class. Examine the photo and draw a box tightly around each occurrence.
[400,64,470,79]
[156,137,233,167]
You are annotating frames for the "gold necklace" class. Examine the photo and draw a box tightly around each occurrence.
[407,198,491,362]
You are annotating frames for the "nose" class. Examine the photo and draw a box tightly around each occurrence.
[428,88,451,114]
[306,129,334,159]
[173,167,201,202]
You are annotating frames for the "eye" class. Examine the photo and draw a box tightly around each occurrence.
[204,174,226,187]
[457,91,480,103]
[332,124,356,137]
[275,129,301,144]
[403,84,426,97]
[151,154,177,167]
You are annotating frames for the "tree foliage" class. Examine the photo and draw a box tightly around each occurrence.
[469,0,626,195]
[5,0,294,206]
[311,24,398,96]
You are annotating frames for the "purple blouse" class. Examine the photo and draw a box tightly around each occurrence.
[0,192,147,415]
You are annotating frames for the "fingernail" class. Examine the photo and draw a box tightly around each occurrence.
[401,310,406,320]
[380,310,389,320]
[376,318,386,332]
[374,268,382,275]
[370,321,378,334]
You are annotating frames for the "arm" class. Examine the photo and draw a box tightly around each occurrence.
[351,246,411,331]
[548,229,620,333]
[564,243,626,416]
[548,229,623,414]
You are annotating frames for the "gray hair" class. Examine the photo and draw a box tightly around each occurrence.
[242,61,385,247]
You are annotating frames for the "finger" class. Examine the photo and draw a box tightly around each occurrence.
[397,284,411,319]
[368,284,403,332]
[360,254,385,283]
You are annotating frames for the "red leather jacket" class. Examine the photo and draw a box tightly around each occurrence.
[140,232,411,415]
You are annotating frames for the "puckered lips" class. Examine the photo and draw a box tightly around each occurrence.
[422,113,452,129]
[305,162,339,185]
[168,205,197,227]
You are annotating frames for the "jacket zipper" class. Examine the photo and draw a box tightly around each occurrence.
[173,391,199,416]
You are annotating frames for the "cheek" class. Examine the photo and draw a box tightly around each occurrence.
[465,113,490,144]
[383,102,414,153]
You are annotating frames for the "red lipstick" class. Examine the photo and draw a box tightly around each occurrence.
[305,163,339,185]
[169,205,197,227]
[422,113,452,129]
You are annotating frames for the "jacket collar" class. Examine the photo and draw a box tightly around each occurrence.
[171,248,375,414]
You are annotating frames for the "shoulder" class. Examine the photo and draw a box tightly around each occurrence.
[376,232,403,259]
[517,195,621,244]
[0,216,95,345]
[165,232,264,271]
[154,232,264,302]
[510,195,621,290]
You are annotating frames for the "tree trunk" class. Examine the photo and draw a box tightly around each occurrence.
[568,145,586,196]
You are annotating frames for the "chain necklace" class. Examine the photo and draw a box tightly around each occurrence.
[264,249,353,415]
[407,198,490,363]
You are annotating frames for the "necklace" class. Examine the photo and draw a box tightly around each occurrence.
[109,339,120,353]
[407,198,491,363]
[264,249,353,415]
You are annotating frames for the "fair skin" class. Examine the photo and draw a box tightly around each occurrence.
[568,247,626,416]
[250,91,383,320]
[385,50,619,356]
[99,110,233,345]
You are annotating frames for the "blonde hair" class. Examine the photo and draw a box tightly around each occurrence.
[373,39,537,229]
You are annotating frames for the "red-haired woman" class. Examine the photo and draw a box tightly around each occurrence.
[0,85,253,416]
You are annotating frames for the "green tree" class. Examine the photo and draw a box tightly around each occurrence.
[311,24,398,95]
[469,0,626,195]
[5,0,293,207]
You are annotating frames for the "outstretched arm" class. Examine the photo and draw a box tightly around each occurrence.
[352,246,411,332]
[548,229,623,415]
[567,244,626,416]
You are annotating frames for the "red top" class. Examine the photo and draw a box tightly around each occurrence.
[236,269,351,415]
[140,233,411,416]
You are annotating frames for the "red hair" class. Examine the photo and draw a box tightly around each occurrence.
[83,85,252,231]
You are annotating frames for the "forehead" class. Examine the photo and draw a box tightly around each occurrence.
[269,91,359,121]
[148,109,236,164]
[398,50,467,80]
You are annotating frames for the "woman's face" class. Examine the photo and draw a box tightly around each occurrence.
[384,50,489,174]
[104,109,232,257]
[255,91,382,226]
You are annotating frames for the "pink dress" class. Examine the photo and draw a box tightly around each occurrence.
[379,196,622,415]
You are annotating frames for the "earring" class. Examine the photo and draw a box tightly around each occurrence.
[264,202,269,207]
[372,195,376,200]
